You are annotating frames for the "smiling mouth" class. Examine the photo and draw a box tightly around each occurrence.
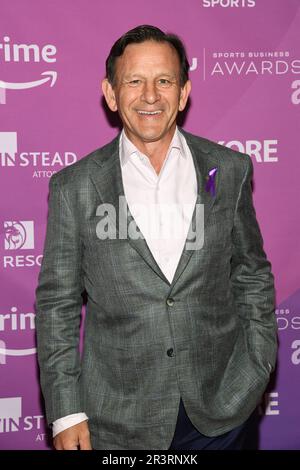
[137,110,163,115]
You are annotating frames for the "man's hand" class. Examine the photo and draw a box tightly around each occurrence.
[53,420,92,450]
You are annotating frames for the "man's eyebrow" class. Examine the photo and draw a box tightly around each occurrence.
[123,73,178,80]
[123,74,143,80]
[157,74,177,79]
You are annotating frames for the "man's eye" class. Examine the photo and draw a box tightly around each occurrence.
[158,79,171,86]
[129,80,141,86]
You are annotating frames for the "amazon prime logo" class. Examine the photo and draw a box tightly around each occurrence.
[0,35,57,104]
[0,307,36,365]
[0,340,37,365]
[4,221,34,250]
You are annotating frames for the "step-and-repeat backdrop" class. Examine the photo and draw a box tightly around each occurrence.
[0,0,299,450]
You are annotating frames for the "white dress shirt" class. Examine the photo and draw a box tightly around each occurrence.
[52,126,197,437]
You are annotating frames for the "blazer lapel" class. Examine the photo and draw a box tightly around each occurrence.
[170,129,220,287]
[89,133,171,285]
[89,128,220,287]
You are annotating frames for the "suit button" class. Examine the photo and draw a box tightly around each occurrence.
[166,298,174,307]
[167,348,174,357]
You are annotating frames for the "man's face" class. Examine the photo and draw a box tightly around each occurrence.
[102,40,191,147]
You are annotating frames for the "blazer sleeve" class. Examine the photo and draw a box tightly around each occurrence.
[230,155,278,374]
[35,174,85,425]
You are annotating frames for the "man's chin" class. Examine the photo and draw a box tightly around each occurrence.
[132,128,174,144]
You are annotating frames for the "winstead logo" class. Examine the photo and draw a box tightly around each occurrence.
[0,132,17,166]
[0,397,44,435]
[0,131,77,178]
[0,397,22,433]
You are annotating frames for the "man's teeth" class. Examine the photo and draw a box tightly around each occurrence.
[137,110,162,115]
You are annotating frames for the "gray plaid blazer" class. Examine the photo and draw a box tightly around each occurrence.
[35,128,278,450]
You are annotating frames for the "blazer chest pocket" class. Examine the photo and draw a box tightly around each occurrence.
[206,206,234,226]
[203,206,234,249]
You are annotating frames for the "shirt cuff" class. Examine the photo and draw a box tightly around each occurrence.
[52,413,89,438]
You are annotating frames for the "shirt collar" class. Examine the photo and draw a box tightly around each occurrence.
[119,125,187,167]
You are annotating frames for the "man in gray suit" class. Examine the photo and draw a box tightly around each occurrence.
[35,25,278,450]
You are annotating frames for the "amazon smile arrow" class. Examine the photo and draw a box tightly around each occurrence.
[0,70,57,89]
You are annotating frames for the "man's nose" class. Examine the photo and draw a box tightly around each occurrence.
[141,81,160,104]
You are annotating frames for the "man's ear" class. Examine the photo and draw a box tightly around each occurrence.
[179,79,191,112]
[101,78,118,112]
